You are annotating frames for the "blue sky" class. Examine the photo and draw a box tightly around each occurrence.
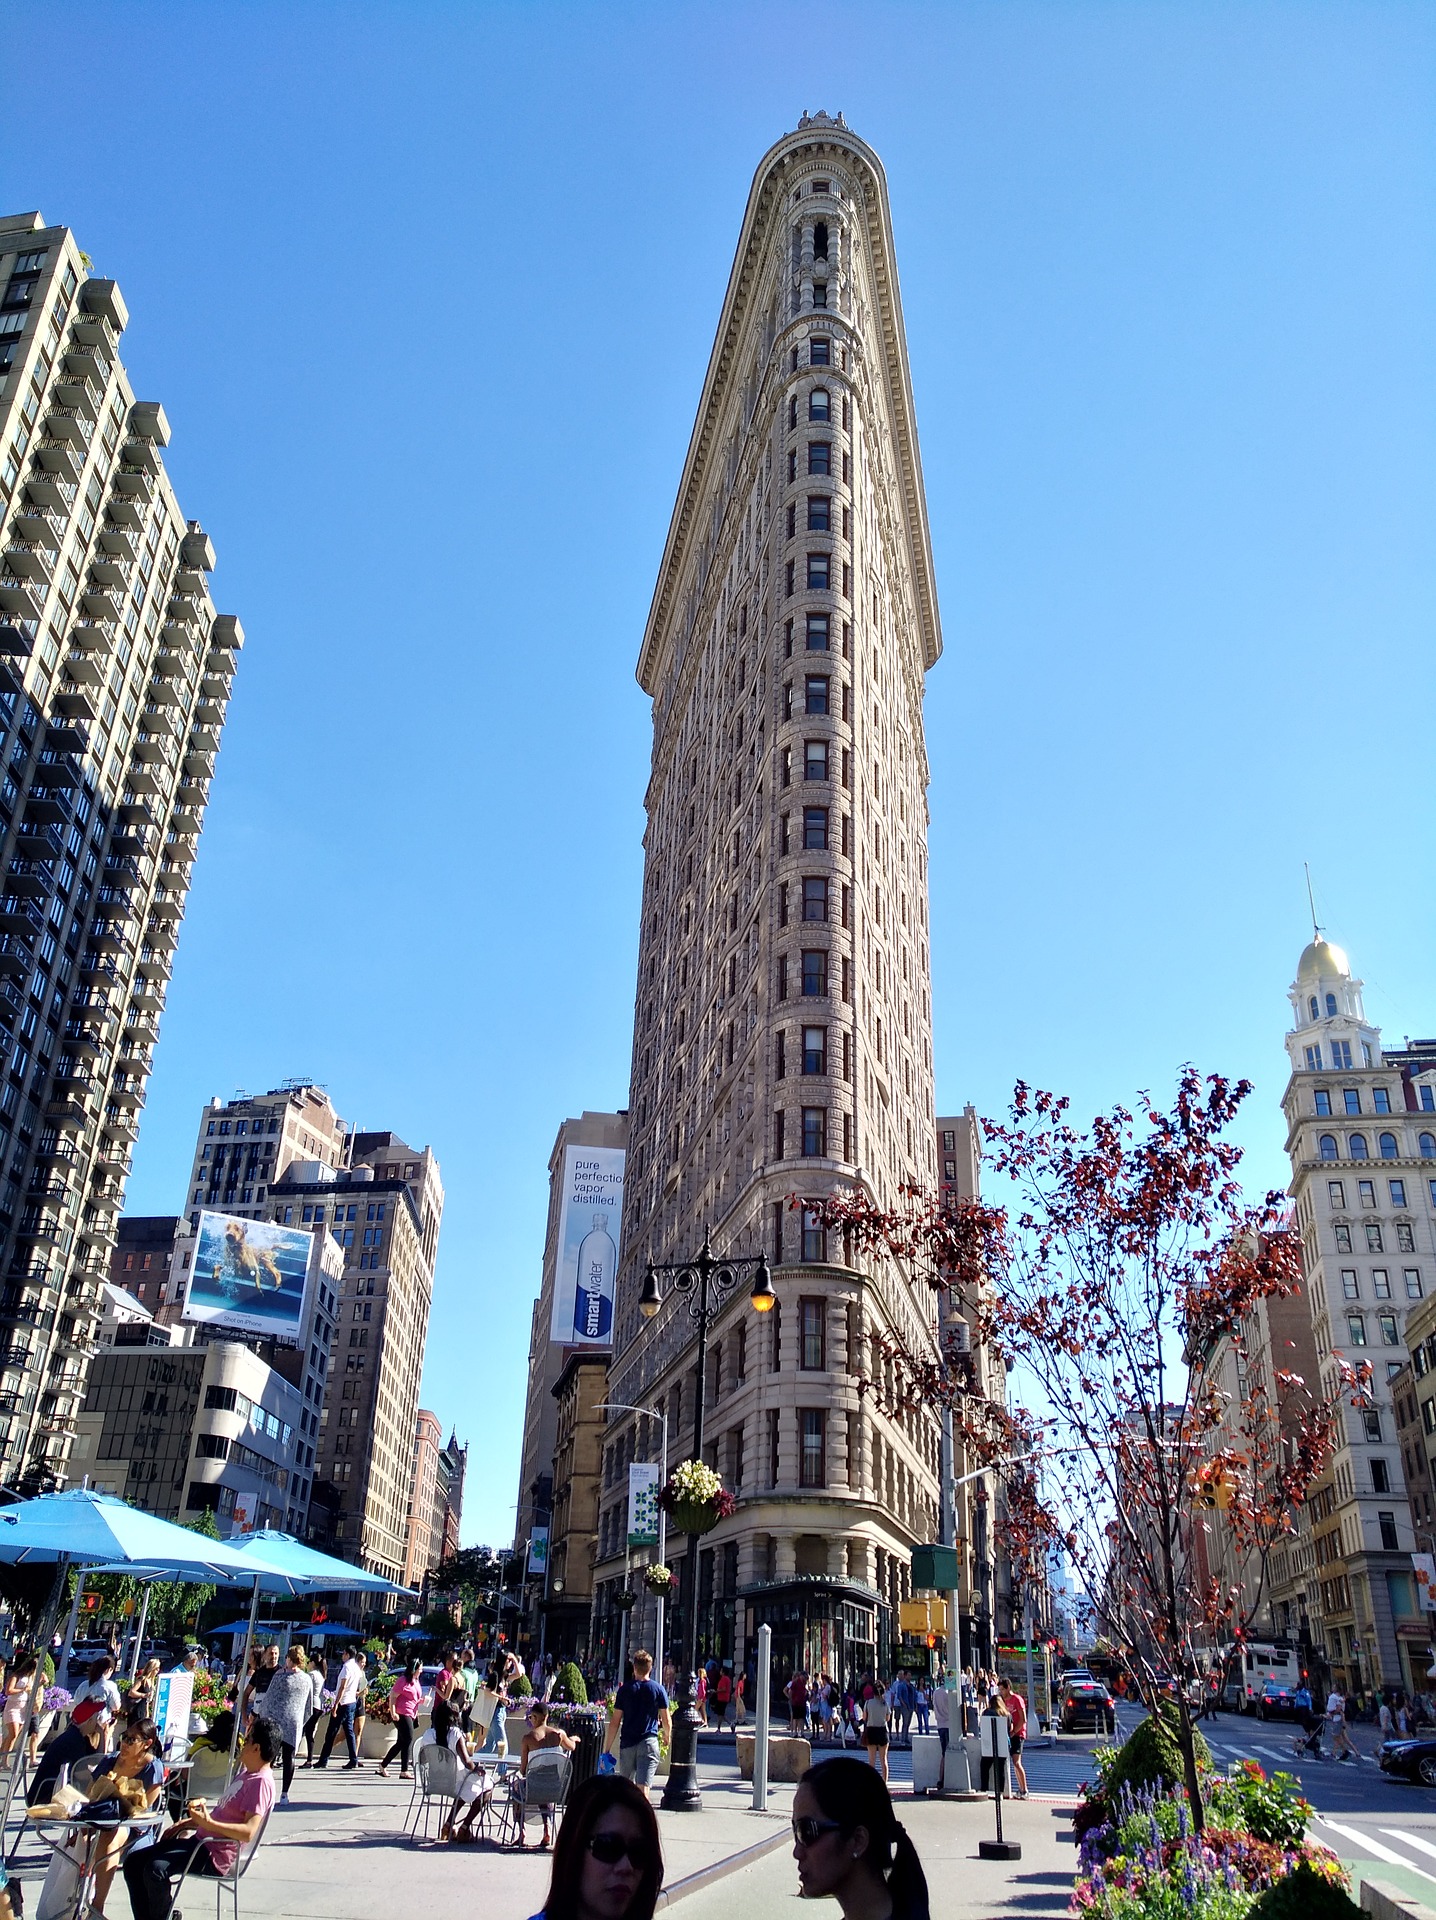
[4,2,1432,1550]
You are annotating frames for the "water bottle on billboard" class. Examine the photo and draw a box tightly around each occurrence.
[574,1213,616,1341]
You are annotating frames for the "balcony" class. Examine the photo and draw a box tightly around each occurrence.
[52,379,98,421]
[110,469,152,503]
[89,557,130,590]
[63,346,108,385]
[90,921,133,956]
[43,411,91,451]
[5,866,50,901]
[82,586,121,623]
[43,719,88,755]
[174,567,207,597]
[129,978,164,1011]
[143,919,178,953]
[166,597,201,631]
[68,622,111,653]
[2,546,56,587]
[0,1345,32,1373]
[148,889,183,921]
[199,671,231,700]
[11,510,63,548]
[183,745,216,778]
[105,495,144,531]
[0,901,43,938]
[120,440,160,477]
[146,678,185,707]
[210,614,244,651]
[0,582,43,622]
[63,1025,105,1058]
[33,443,82,485]
[52,688,98,724]
[107,1076,144,1109]
[102,1109,140,1142]
[139,704,180,735]
[0,936,34,977]
[80,279,129,330]
[125,767,162,796]
[127,401,169,445]
[21,792,70,825]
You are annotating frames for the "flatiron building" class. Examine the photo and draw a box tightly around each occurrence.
[597,116,946,1684]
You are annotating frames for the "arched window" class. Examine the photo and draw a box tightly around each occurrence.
[1420,1133,1436,1160]
[809,388,830,422]
[1326,993,1338,1017]
[1309,997,1319,1021]
[1319,1135,1339,1161]
[1349,1133,1369,1159]
[1379,1132,1399,1160]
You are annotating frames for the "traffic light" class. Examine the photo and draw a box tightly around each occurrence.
[926,1633,937,1651]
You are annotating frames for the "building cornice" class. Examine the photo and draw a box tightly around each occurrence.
[637,120,941,695]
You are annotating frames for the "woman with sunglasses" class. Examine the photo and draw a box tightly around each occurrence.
[791,1757,930,1920]
[529,1774,662,1920]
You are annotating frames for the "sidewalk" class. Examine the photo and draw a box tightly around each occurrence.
[0,1756,1075,1920]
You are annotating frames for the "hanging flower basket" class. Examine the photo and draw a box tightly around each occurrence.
[642,1565,673,1595]
[615,1590,638,1612]
[661,1460,738,1537]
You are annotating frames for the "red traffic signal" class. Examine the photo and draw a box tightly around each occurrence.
[925,1633,937,1650]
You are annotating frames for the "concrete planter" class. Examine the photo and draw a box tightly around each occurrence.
[359,1718,393,1760]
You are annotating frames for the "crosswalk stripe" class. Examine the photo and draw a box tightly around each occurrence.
[1255,1747,1290,1761]
[1380,1830,1436,1864]
[1316,1817,1436,1885]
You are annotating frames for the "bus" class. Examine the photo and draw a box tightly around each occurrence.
[1221,1641,1303,1714]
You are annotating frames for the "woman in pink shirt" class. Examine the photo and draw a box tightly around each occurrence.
[124,1721,276,1920]
[380,1660,425,1780]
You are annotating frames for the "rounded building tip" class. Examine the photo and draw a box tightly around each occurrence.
[1297,937,1350,982]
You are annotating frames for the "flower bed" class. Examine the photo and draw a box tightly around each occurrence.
[1069,1755,1357,1918]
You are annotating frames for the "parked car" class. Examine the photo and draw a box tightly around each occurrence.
[1379,1737,1436,1788]
[1059,1676,1116,1735]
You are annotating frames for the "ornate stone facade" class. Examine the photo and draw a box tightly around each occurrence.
[595,117,945,1686]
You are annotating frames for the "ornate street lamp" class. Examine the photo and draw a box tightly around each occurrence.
[640,1229,772,1812]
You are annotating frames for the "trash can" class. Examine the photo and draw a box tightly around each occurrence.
[552,1707,604,1787]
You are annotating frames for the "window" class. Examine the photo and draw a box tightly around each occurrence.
[802,877,828,923]
[803,806,829,849]
[1350,1134,1369,1159]
[1341,1270,1359,1299]
[1374,1269,1391,1298]
[801,950,828,996]
[1399,1222,1416,1251]
[810,338,830,365]
[801,1106,827,1156]
[803,738,830,783]
[1372,1458,1392,1493]
[806,612,829,650]
[807,552,829,591]
[800,1298,826,1369]
[775,1029,787,1078]
[1421,1086,1436,1112]
[1319,1135,1338,1161]
[1306,1046,1322,1071]
[1407,1269,1424,1300]
[1367,1223,1385,1252]
[807,497,830,533]
[1343,1089,1361,1116]
[804,674,829,714]
[768,1406,781,1484]
[1335,1223,1353,1252]
[1380,1314,1400,1346]
[808,441,831,475]
[1328,1180,1346,1207]
[1360,1180,1376,1207]
[1347,1314,1367,1346]
[809,389,830,422]
[774,1111,786,1158]
[1308,996,1320,1021]
[777,955,788,1000]
[1326,992,1339,1017]
[1421,1134,1436,1160]
[1380,1511,1400,1551]
[802,1025,826,1073]
[801,1208,826,1262]
[1314,1088,1332,1116]
[800,1409,826,1486]
[1391,1180,1407,1206]
[1374,1087,1393,1114]
[1376,1131,1399,1160]
[1333,1039,1353,1069]
[1364,1410,1383,1442]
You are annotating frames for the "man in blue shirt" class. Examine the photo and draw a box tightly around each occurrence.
[604,1650,671,1789]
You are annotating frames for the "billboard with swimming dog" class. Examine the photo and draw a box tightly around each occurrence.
[184,1210,315,1343]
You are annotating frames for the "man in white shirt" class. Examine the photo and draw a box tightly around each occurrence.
[315,1648,365,1770]
[1326,1688,1358,1762]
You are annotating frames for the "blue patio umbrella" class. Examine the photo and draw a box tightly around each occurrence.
[225,1530,414,1597]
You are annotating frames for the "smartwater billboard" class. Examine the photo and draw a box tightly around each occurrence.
[548,1145,625,1348]
[184,1211,314,1344]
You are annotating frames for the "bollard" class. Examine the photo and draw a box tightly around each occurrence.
[752,1623,771,1811]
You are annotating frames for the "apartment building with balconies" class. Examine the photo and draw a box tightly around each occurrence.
[0,211,240,1487]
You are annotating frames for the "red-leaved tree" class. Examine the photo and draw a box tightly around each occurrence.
[804,1068,1366,1830]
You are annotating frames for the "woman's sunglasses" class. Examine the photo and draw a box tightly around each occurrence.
[792,1817,842,1846]
[588,1832,650,1868]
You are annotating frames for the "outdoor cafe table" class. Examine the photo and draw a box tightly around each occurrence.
[28,1804,166,1920]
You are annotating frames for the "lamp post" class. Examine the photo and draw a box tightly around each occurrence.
[638,1229,774,1813]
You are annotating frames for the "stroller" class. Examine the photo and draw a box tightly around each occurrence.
[1291,1710,1326,1761]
